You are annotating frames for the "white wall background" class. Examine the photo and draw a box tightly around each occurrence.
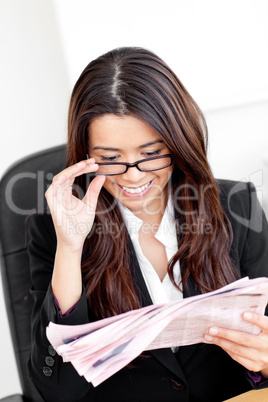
[0,0,267,398]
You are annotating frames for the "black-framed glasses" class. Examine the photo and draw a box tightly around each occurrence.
[86,154,173,176]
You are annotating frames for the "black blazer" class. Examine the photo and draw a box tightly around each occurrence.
[27,180,268,402]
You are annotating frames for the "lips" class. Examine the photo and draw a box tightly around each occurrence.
[116,179,155,198]
[122,181,151,194]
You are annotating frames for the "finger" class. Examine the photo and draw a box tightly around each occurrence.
[224,350,264,372]
[47,160,99,201]
[204,325,268,370]
[82,174,106,210]
[215,340,268,372]
[204,332,260,360]
[243,312,268,332]
[45,178,73,208]
[53,159,99,185]
[204,326,258,347]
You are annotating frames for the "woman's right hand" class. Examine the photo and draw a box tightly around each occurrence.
[45,158,106,253]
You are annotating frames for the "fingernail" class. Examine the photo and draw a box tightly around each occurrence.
[209,328,218,335]
[243,312,252,320]
[204,334,213,342]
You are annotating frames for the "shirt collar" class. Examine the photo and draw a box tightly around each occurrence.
[117,200,143,238]
[154,194,178,248]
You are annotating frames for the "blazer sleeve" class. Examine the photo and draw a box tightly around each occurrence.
[239,182,268,280]
[222,180,268,280]
[27,213,95,402]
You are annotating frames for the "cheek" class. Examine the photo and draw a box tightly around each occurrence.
[161,166,174,183]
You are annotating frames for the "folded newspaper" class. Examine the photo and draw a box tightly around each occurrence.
[46,277,268,386]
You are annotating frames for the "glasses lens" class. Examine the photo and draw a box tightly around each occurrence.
[138,156,171,171]
[97,164,126,175]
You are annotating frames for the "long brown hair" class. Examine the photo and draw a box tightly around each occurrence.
[67,47,238,319]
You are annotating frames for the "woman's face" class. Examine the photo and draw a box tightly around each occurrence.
[88,114,174,218]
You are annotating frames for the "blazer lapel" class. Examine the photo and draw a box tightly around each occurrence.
[128,235,152,307]
[127,235,187,381]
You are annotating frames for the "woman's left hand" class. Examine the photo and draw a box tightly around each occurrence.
[204,312,268,378]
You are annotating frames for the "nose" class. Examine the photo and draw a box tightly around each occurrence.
[120,165,147,182]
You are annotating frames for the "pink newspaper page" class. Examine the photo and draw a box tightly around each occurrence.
[46,277,268,387]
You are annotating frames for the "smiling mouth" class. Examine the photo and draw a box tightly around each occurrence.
[117,179,154,196]
[121,181,151,194]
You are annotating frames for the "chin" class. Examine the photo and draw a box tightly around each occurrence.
[120,198,145,210]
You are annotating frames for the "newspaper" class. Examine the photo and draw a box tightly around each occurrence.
[46,277,268,386]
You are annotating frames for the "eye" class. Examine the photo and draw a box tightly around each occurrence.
[143,149,162,158]
[100,155,119,162]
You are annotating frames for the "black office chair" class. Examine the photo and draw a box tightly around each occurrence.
[0,145,66,402]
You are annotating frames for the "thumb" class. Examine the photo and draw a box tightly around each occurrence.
[83,174,106,211]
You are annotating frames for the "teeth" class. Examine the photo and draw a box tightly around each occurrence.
[122,181,151,194]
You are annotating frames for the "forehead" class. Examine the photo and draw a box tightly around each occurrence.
[89,114,161,149]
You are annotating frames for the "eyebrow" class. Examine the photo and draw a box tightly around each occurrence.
[92,140,164,151]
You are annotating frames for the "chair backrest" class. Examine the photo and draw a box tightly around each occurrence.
[0,145,66,402]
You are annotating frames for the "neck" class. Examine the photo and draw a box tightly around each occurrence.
[132,190,169,228]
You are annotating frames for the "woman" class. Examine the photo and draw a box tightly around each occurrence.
[27,47,268,402]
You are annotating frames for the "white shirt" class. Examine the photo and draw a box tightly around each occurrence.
[117,195,183,305]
